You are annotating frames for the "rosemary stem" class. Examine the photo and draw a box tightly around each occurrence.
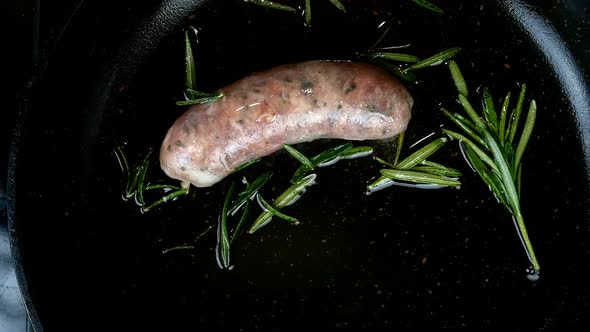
[514,213,541,273]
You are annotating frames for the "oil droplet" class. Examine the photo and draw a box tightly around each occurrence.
[525,266,540,282]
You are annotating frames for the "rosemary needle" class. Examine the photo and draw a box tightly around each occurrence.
[244,0,296,12]
[367,52,420,63]
[403,47,462,72]
[380,169,461,187]
[283,144,315,169]
[184,30,196,91]
[162,245,195,254]
[448,60,468,97]
[395,137,447,169]
[410,0,444,14]
[217,182,236,269]
[327,0,346,12]
[304,0,312,26]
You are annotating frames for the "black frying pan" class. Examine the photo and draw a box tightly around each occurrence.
[9,0,590,330]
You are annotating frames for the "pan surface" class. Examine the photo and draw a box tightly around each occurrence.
[9,0,590,330]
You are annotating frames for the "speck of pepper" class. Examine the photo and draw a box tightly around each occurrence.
[174,140,185,148]
[345,81,357,95]
[167,145,172,151]
[181,123,191,134]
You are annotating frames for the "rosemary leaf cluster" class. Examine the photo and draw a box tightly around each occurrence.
[442,60,540,276]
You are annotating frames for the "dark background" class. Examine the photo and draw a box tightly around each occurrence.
[2,1,101,330]
[1,0,589,331]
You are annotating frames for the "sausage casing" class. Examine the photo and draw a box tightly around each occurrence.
[160,60,413,187]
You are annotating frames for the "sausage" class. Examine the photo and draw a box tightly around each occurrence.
[159,60,413,188]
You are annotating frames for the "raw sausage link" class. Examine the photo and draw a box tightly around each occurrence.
[160,60,413,187]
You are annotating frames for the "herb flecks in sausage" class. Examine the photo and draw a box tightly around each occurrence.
[344,81,357,94]
[300,81,314,95]
[160,60,413,187]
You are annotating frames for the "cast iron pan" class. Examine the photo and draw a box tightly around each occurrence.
[9,0,590,330]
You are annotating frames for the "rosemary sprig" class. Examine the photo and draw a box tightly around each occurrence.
[141,188,189,213]
[367,136,461,194]
[246,0,346,26]
[289,143,373,183]
[177,27,224,106]
[216,173,275,267]
[442,61,540,277]
[114,145,189,212]
[366,47,461,83]
[243,143,372,235]
[248,174,317,234]
[228,171,273,215]
[256,194,299,223]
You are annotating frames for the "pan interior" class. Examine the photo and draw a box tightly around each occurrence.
[9,0,590,329]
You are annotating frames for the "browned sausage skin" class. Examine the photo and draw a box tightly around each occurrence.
[160,60,413,187]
